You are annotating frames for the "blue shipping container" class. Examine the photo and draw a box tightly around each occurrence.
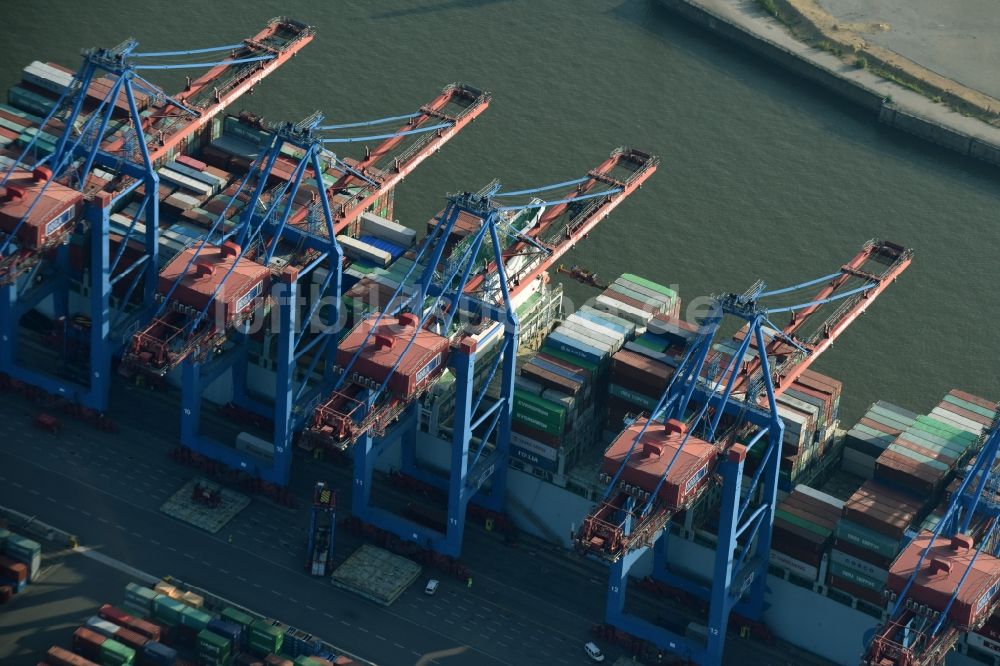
[544,331,605,366]
[207,618,241,649]
[141,640,178,666]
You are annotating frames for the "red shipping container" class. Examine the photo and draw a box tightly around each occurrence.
[0,554,28,582]
[602,287,660,315]
[611,349,673,395]
[112,626,149,651]
[46,646,99,666]
[843,480,924,540]
[125,617,162,643]
[874,450,945,497]
[98,603,131,625]
[73,626,107,661]
[949,389,996,412]
[336,313,449,396]
[535,352,594,382]
[888,531,1000,628]
[175,155,208,171]
[601,418,717,508]
[937,400,994,427]
[521,363,582,397]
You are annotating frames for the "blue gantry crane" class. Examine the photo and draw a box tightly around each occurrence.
[307,147,659,557]
[864,417,1000,666]
[125,85,490,490]
[0,19,315,413]
[577,240,913,665]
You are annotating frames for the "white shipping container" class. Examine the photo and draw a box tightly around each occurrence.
[337,235,392,267]
[929,407,986,435]
[769,549,820,581]
[559,318,622,351]
[592,294,653,326]
[86,616,122,638]
[566,313,626,347]
[235,432,274,460]
[360,211,416,248]
[157,167,213,198]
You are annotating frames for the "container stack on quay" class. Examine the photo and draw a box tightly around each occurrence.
[0,528,42,603]
[32,579,365,666]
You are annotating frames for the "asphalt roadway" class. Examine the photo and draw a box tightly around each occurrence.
[0,382,835,666]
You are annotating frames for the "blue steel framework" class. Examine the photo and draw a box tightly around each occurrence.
[0,35,287,413]
[163,97,489,487]
[580,241,913,665]
[864,418,1000,665]
[335,178,630,557]
[172,113,344,487]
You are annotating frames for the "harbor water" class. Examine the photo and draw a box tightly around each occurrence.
[1,0,998,424]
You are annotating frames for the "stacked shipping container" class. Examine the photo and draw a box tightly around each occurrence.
[769,486,843,584]
[509,273,681,473]
[0,529,41,603]
[828,479,927,606]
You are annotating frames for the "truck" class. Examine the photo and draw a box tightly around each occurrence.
[307,481,336,576]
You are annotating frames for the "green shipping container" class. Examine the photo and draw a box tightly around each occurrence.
[99,638,135,666]
[942,395,996,419]
[220,606,255,630]
[248,620,283,656]
[152,596,186,626]
[124,583,159,613]
[835,520,901,560]
[620,273,678,301]
[198,628,232,656]
[829,561,884,592]
[774,509,833,539]
[608,384,659,412]
[513,390,566,435]
[180,606,214,631]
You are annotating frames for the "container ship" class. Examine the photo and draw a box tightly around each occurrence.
[1,18,999,666]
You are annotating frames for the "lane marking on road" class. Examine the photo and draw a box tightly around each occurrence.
[218,568,229,575]
[375,635,386,641]
[149,539,161,546]
[394,643,405,650]
[45,496,56,503]
[28,488,40,496]
[236,575,247,582]
[98,517,110,524]
[183,553,195,560]
[287,597,297,603]
[356,626,369,633]
[131,532,143,539]
[81,510,92,517]
[270,589,282,596]
[65,503,76,510]
[11,481,22,488]
[444,619,455,625]
[116,524,127,531]
[305,604,316,611]
[201,561,211,567]
[1,450,506,666]
[253,582,262,588]
[340,621,352,627]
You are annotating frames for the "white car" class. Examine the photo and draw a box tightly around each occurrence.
[424,579,439,595]
[584,642,605,662]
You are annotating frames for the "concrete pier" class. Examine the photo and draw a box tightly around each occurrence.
[659,0,1000,167]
